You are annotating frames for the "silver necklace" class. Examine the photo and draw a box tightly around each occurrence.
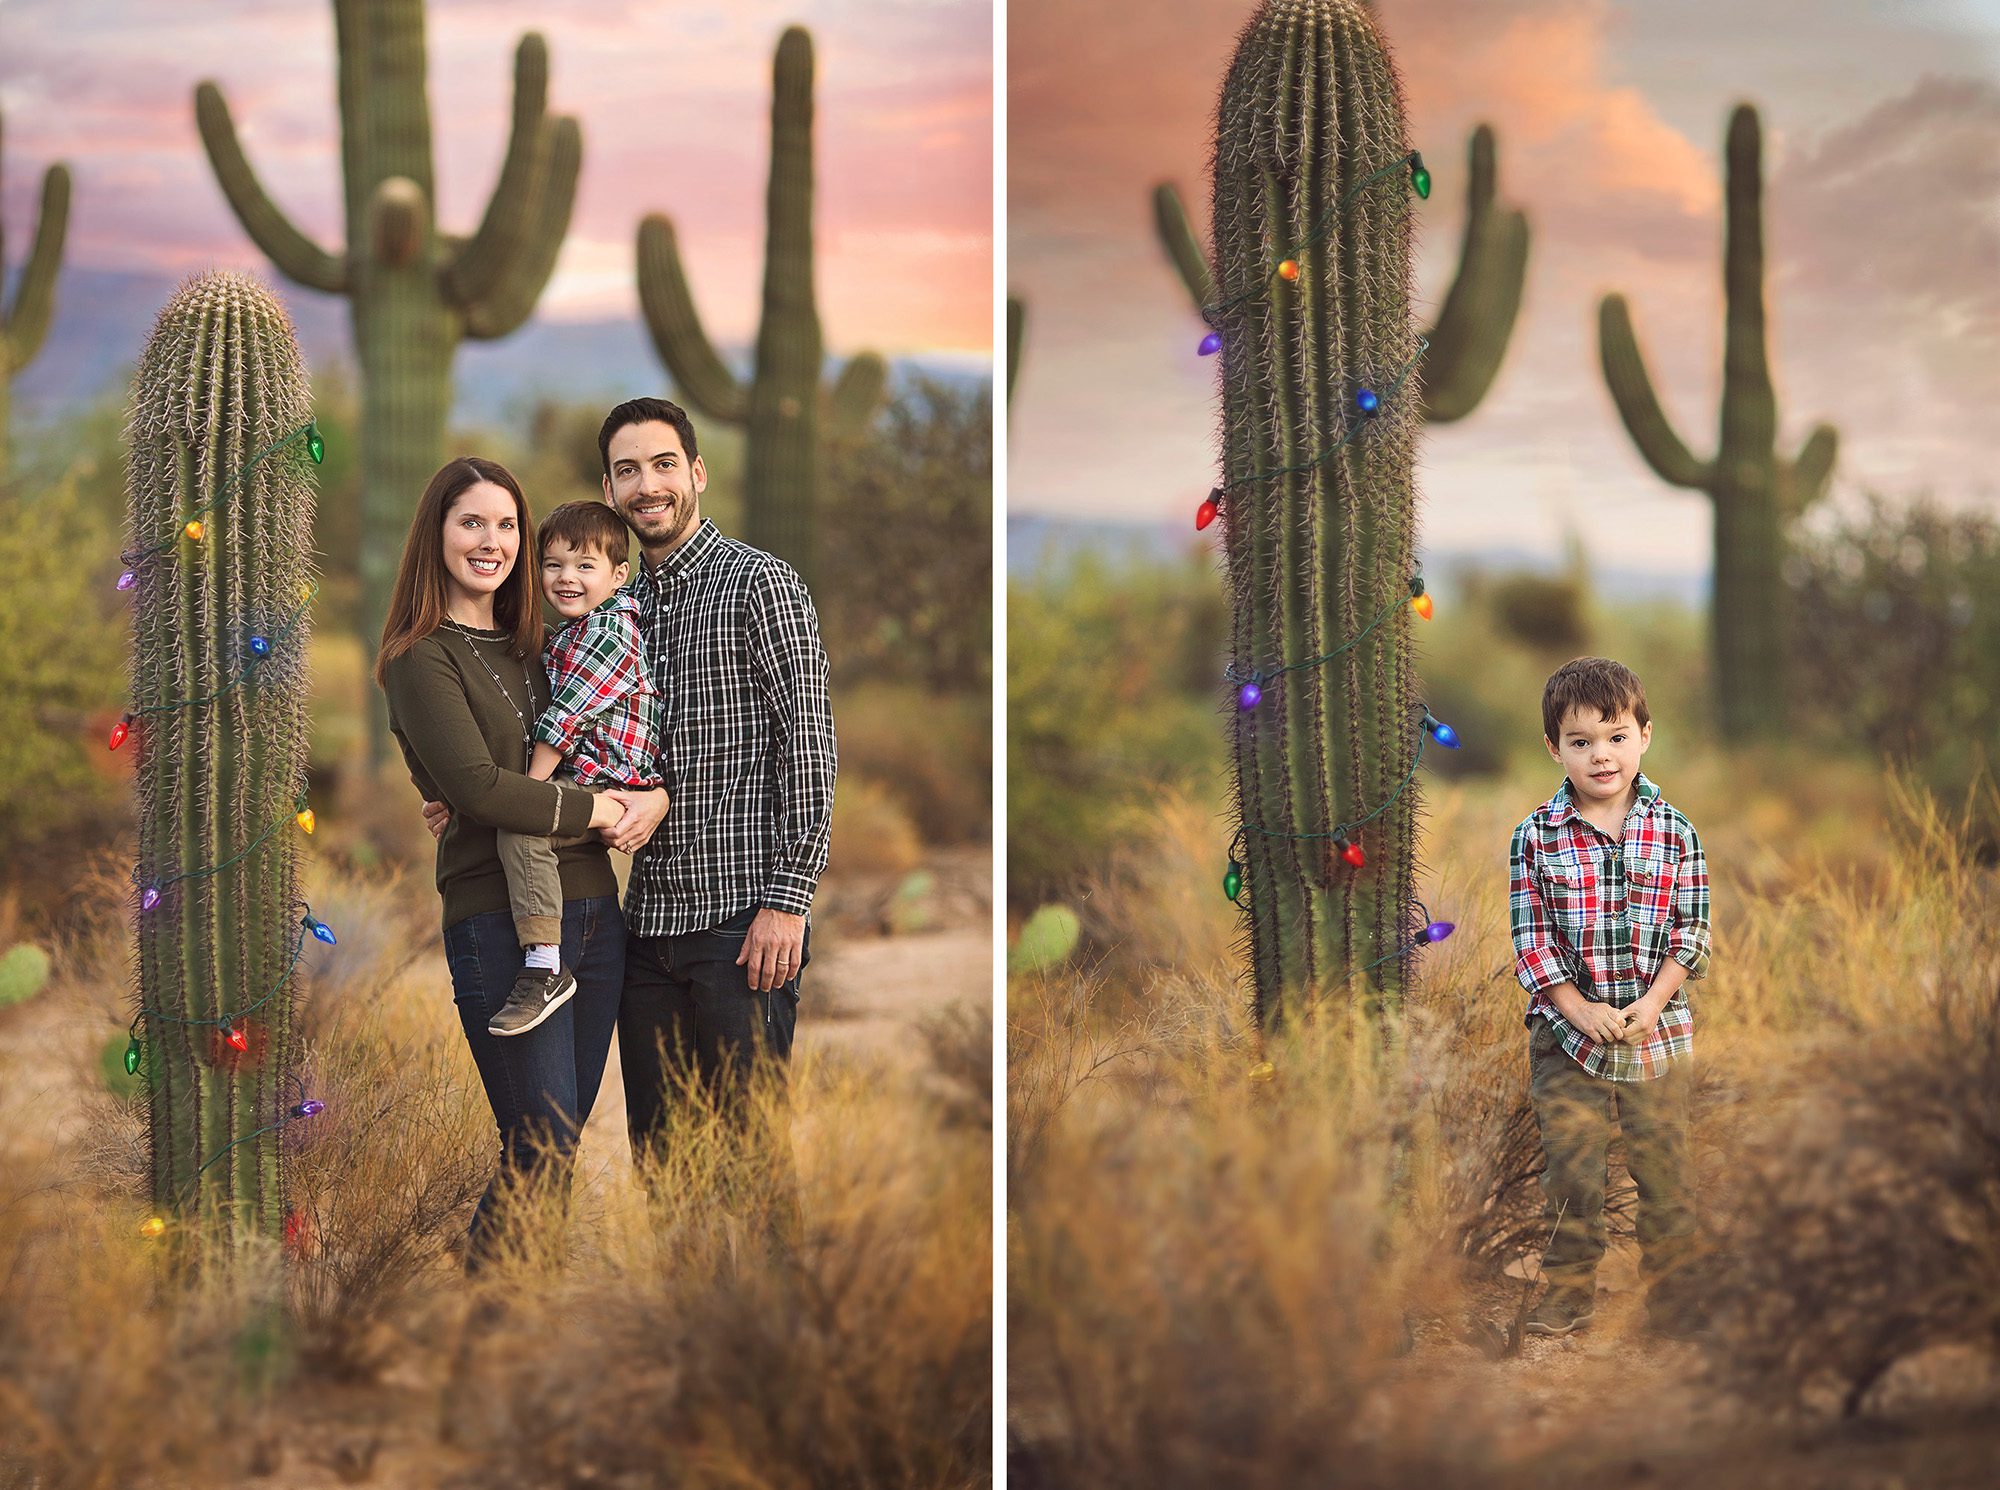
[441,617,535,770]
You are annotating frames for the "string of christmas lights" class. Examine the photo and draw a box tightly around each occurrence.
[1223,700,1460,902]
[123,904,335,1070]
[1226,572,1431,711]
[132,795,323,911]
[140,1080,329,1233]
[1196,151,1431,348]
[1193,336,1429,533]
[116,419,324,586]
[1360,899,1457,971]
[108,581,323,749]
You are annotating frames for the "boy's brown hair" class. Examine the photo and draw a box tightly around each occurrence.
[538,499,632,566]
[1541,656,1650,745]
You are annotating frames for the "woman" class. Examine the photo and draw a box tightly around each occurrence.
[375,456,661,1267]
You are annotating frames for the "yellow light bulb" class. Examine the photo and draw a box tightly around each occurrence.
[140,1216,165,1238]
[184,520,205,541]
[1412,593,1434,620]
[296,808,316,835]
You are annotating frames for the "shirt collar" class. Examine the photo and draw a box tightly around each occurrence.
[551,588,638,636]
[1541,770,1660,828]
[640,518,720,588]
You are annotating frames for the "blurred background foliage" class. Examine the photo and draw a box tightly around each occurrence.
[1009,493,1999,916]
[2,373,991,917]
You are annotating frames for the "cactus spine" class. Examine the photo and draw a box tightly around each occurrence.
[126,272,316,1232]
[1160,120,1526,424]
[1213,0,1424,1024]
[0,107,72,485]
[638,26,887,588]
[1598,103,1836,742]
[195,2,579,755]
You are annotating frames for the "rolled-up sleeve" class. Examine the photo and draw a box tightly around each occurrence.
[1511,823,1570,995]
[745,563,837,917]
[1668,820,1712,980]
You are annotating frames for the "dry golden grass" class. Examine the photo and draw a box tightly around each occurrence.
[0,860,991,1490]
[1009,753,2000,1484]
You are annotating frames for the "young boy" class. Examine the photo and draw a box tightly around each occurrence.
[1508,656,1711,1338]
[488,500,665,1037]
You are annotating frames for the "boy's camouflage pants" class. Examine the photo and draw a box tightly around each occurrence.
[1528,1013,1695,1297]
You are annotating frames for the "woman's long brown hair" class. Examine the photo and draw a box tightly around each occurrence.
[374,456,542,687]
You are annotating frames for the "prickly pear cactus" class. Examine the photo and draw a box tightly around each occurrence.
[1208,0,1427,1024]
[638,25,887,587]
[125,271,317,1233]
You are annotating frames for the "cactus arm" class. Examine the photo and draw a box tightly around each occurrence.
[2,164,70,364]
[1151,182,1216,308]
[1006,295,1024,406]
[367,177,431,268]
[459,115,581,341]
[443,33,554,310]
[1417,125,1528,424]
[636,213,749,422]
[1597,293,1714,492]
[1789,424,1838,516]
[194,82,348,294]
[825,352,887,434]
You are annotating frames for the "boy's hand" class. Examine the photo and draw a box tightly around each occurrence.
[422,799,450,841]
[1618,994,1667,1044]
[1553,988,1627,1045]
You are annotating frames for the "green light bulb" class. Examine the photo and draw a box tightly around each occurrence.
[1223,863,1244,900]
[124,1038,141,1075]
[1409,153,1431,200]
[307,423,325,464]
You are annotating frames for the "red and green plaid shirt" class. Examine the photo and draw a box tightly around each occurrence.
[534,591,664,789]
[1509,772,1711,1081]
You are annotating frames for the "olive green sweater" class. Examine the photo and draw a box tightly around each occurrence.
[382,625,616,929]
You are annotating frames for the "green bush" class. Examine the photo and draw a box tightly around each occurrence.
[0,474,128,860]
[823,379,991,691]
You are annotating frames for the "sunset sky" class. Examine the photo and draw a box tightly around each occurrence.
[0,0,993,358]
[1010,0,2000,577]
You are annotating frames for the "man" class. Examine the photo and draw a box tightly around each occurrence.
[424,395,836,1167]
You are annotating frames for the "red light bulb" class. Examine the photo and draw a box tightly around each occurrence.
[223,1024,248,1052]
[108,714,132,751]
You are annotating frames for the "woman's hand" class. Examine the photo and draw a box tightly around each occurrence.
[598,787,669,854]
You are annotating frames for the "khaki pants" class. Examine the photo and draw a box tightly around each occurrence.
[1529,1014,1695,1297]
[494,771,606,947]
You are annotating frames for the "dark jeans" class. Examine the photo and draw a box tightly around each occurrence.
[442,894,625,1266]
[1529,1014,1695,1297]
[619,905,804,1207]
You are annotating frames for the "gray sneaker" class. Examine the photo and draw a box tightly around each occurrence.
[487,966,577,1037]
[1523,1288,1595,1337]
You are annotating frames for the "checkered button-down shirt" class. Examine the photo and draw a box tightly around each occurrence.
[1509,772,1711,1081]
[535,591,664,788]
[624,520,837,936]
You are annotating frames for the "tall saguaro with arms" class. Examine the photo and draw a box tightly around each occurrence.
[194,0,580,755]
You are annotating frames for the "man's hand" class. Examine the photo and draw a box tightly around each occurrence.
[1554,989,1628,1045]
[599,787,669,855]
[422,799,450,842]
[1618,994,1667,1044]
[737,907,806,993]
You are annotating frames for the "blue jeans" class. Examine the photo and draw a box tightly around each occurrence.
[441,894,625,1266]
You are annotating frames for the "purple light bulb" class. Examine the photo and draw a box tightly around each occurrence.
[1198,332,1222,357]
[1237,681,1262,710]
[117,570,137,592]
[1424,920,1456,943]
[141,886,161,912]
[293,1099,326,1119]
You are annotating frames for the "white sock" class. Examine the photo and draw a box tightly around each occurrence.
[523,943,559,971]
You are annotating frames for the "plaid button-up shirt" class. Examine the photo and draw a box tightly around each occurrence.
[1509,772,1711,1081]
[624,520,837,937]
[535,591,664,789]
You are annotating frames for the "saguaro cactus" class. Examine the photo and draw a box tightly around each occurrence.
[638,25,886,588]
[1210,0,1427,1024]
[126,272,317,1233]
[195,2,579,753]
[1598,103,1836,742]
[1159,121,1527,424]
[1,107,72,485]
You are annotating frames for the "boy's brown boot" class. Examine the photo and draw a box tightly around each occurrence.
[1523,1285,1595,1337]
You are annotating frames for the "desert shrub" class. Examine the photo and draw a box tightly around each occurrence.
[823,378,992,692]
[837,680,990,845]
[1788,492,2000,850]
[830,773,926,876]
[1008,552,1224,905]
[0,474,128,877]
[1488,571,1588,653]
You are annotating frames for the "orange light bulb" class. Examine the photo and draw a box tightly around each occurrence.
[184,520,205,541]
[1412,592,1434,620]
[1277,259,1300,281]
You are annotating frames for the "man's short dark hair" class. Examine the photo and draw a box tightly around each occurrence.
[598,397,699,475]
[538,499,631,566]
[1542,657,1651,745]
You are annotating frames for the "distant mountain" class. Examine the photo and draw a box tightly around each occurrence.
[1007,513,1709,608]
[10,266,988,430]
